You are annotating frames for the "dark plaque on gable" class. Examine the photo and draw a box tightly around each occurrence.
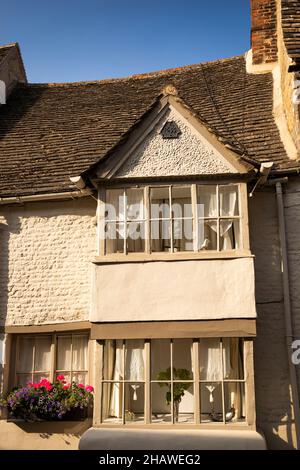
[160,121,181,139]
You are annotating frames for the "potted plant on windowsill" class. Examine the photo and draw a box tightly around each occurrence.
[156,367,192,422]
[0,375,94,422]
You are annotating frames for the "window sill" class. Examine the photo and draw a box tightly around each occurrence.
[93,250,253,264]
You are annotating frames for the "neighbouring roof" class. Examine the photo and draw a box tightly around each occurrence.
[281,0,300,60]
[0,44,15,63]
[0,54,297,197]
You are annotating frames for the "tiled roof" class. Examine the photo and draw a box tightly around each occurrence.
[281,1,300,60]
[0,55,294,197]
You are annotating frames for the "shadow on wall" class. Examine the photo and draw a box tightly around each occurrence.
[249,189,296,450]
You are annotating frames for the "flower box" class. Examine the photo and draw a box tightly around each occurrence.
[0,376,94,423]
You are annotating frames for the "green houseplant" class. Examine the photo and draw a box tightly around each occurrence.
[156,367,192,422]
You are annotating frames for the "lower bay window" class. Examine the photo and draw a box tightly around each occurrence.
[14,333,89,387]
[100,338,248,425]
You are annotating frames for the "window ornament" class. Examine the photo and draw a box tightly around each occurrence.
[160,121,182,139]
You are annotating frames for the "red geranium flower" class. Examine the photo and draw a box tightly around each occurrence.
[57,375,65,381]
[77,383,85,389]
[63,384,70,390]
[85,385,94,393]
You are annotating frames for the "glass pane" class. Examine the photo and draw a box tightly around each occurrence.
[151,220,171,252]
[151,339,170,380]
[200,382,223,423]
[125,340,145,381]
[150,187,170,219]
[34,336,51,372]
[151,382,171,423]
[125,383,145,423]
[197,186,217,217]
[72,372,88,385]
[172,187,192,218]
[72,335,88,371]
[102,382,123,424]
[105,222,125,254]
[173,339,193,379]
[127,222,145,253]
[220,219,240,250]
[57,336,72,371]
[219,185,239,217]
[198,219,218,250]
[174,383,194,423]
[16,374,32,387]
[173,219,193,252]
[126,188,144,220]
[224,382,245,422]
[103,340,123,381]
[33,373,50,383]
[17,337,34,373]
[106,189,124,221]
[199,338,222,381]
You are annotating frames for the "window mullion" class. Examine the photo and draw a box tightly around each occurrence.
[217,185,220,252]
[122,340,126,424]
[170,339,174,424]
[32,338,36,382]
[144,186,150,254]
[220,338,226,425]
[70,335,73,382]
[50,333,56,383]
[193,340,200,424]
[191,184,198,252]
[123,189,127,255]
[144,340,151,424]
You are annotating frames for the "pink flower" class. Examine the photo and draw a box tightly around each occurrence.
[77,383,85,389]
[85,385,94,393]
[57,375,65,381]
[63,384,70,390]
[38,378,53,391]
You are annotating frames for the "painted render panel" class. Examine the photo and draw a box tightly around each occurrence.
[91,258,257,323]
[116,106,238,178]
[0,198,96,326]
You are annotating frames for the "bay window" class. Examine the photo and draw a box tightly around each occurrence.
[14,333,89,387]
[100,338,247,425]
[103,183,244,255]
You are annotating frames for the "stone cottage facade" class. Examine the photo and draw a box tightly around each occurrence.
[0,0,300,450]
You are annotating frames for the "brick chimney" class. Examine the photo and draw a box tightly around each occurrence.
[251,0,278,64]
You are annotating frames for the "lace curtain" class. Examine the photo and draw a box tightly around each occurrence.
[200,186,239,250]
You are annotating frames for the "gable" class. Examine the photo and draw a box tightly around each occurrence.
[115,104,239,178]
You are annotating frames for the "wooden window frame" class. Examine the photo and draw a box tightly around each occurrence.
[96,337,255,429]
[13,332,90,387]
[98,182,250,259]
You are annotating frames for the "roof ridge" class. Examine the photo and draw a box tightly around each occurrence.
[0,42,19,50]
[22,54,245,88]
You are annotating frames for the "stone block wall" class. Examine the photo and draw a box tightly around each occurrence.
[0,197,96,326]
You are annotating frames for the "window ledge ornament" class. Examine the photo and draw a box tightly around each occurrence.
[160,120,182,139]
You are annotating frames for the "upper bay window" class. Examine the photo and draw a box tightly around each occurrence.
[103,184,244,255]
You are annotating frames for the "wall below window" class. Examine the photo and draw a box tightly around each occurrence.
[0,419,92,450]
[91,257,256,322]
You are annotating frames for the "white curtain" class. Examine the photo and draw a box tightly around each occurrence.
[127,189,144,253]
[109,340,124,418]
[219,186,238,250]
[199,186,238,250]
[108,340,145,418]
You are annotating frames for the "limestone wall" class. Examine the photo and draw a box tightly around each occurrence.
[0,197,96,326]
